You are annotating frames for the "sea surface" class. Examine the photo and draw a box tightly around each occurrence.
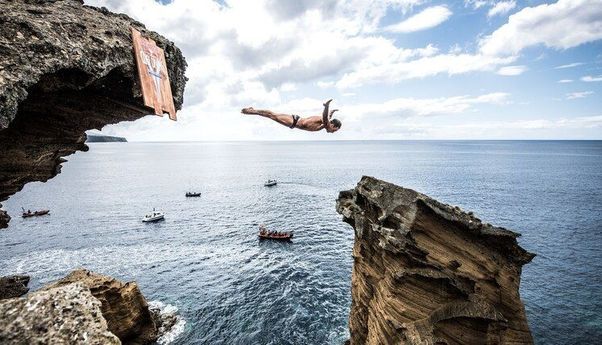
[1,141,601,345]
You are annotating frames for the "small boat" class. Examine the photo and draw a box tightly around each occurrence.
[185,192,201,197]
[142,209,165,223]
[264,179,277,187]
[21,208,50,218]
[258,225,293,240]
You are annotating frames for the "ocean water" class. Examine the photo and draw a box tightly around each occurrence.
[1,141,601,345]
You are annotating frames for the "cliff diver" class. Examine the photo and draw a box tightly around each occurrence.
[241,99,342,133]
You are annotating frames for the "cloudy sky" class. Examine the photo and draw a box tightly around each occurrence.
[86,0,602,141]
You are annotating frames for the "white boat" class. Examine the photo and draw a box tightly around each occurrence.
[142,209,165,223]
[264,179,277,187]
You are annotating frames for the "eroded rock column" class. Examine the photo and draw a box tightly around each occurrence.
[337,176,535,345]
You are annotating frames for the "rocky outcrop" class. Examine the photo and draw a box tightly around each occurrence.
[87,134,128,142]
[44,269,157,344]
[0,209,9,230]
[337,176,535,345]
[0,0,187,228]
[0,275,30,300]
[0,283,120,344]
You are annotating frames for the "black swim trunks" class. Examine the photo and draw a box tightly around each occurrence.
[290,114,300,129]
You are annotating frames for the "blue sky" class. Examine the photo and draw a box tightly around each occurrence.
[86,0,602,140]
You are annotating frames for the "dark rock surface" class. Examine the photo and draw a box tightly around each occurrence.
[149,303,180,340]
[0,208,9,230]
[0,0,187,228]
[0,275,30,300]
[337,176,535,345]
[0,282,120,344]
[44,268,158,344]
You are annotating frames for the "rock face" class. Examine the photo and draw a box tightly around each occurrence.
[0,0,187,228]
[45,269,157,344]
[0,275,30,300]
[337,176,535,345]
[0,283,121,345]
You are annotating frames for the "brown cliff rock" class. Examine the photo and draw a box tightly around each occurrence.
[337,176,535,345]
[0,275,30,300]
[44,269,157,344]
[0,282,121,345]
[0,0,187,228]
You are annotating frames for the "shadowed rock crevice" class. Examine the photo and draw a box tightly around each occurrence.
[0,0,188,228]
[337,176,535,345]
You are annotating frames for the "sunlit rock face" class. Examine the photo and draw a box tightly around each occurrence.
[0,283,121,345]
[0,0,187,228]
[337,176,535,345]
[44,269,158,344]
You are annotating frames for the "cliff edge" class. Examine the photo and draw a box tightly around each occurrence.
[337,176,535,345]
[0,0,187,228]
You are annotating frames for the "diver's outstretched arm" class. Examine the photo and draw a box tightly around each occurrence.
[322,99,332,130]
[329,109,338,120]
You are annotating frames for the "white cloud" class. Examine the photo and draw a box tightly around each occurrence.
[348,92,510,118]
[488,1,516,17]
[566,91,594,99]
[348,115,602,139]
[316,81,335,89]
[554,62,585,69]
[464,0,488,9]
[496,65,527,76]
[581,75,602,82]
[336,52,513,88]
[82,0,602,140]
[385,5,452,33]
[558,79,573,83]
[480,0,602,57]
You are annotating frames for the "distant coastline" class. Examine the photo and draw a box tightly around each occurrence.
[86,134,127,143]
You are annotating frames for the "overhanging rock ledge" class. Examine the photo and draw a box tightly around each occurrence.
[0,0,188,228]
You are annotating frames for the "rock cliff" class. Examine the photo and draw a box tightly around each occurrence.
[337,176,535,345]
[0,0,187,228]
[0,269,178,344]
[44,269,158,344]
[0,275,30,300]
[0,283,121,344]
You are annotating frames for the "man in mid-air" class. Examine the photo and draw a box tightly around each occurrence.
[241,99,342,133]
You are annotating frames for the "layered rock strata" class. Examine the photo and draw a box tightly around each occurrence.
[0,0,187,228]
[44,269,158,344]
[337,176,535,345]
[0,283,121,344]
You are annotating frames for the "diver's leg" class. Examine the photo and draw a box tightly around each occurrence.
[241,108,294,127]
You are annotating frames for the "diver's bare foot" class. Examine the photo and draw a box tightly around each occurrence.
[241,107,255,114]
[323,99,333,107]
[329,109,339,116]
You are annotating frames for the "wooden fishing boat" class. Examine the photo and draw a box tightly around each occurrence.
[258,232,293,240]
[21,209,50,218]
[258,225,293,240]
